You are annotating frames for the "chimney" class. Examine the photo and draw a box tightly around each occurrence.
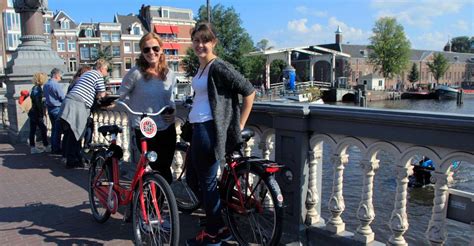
[335,25,342,44]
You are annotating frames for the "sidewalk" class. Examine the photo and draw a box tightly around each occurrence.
[0,128,203,245]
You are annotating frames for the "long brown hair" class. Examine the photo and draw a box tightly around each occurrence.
[136,32,168,81]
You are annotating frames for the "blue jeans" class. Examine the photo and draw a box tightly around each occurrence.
[48,106,61,152]
[186,120,225,235]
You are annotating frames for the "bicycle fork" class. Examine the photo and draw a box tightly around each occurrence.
[138,175,163,225]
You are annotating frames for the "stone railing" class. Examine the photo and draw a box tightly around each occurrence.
[90,102,474,245]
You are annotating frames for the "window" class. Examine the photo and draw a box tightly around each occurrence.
[168,61,179,71]
[6,33,21,50]
[85,28,93,37]
[4,11,21,31]
[68,40,76,52]
[378,80,383,86]
[133,42,140,53]
[57,40,65,51]
[61,20,70,29]
[133,26,141,35]
[7,0,13,7]
[162,9,169,18]
[124,42,131,53]
[102,33,111,42]
[111,32,120,42]
[112,46,120,57]
[69,58,77,72]
[164,49,178,56]
[80,47,90,60]
[44,19,51,33]
[363,80,367,85]
[125,58,132,70]
[90,47,99,59]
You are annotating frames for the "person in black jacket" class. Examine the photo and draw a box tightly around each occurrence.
[28,72,51,154]
[185,22,255,246]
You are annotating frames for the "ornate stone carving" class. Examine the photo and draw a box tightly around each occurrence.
[326,153,348,234]
[388,164,412,246]
[426,172,450,245]
[355,158,379,243]
[13,0,48,13]
[306,147,322,225]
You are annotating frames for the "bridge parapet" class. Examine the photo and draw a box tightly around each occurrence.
[90,102,474,245]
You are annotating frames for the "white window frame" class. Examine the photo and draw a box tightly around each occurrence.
[124,42,131,53]
[133,42,140,53]
[80,47,90,60]
[85,28,93,37]
[102,32,111,42]
[61,20,70,29]
[125,57,132,70]
[132,24,141,35]
[44,19,51,33]
[68,40,76,52]
[57,40,65,52]
[111,32,121,42]
[112,46,121,57]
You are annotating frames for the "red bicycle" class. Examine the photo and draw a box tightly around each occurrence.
[172,128,285,245]
[88,100,179,245]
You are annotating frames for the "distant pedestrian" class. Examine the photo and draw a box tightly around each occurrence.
[27,72,51,154]
[43,68,65,154]
[59,59,109,168]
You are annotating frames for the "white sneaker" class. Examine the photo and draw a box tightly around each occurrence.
[31,147,44,154]
[43,145,52,153]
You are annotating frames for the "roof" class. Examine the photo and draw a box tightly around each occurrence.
[115,14,148,35]
[52,10,78,29]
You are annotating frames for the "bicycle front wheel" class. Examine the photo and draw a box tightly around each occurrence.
[133,173,179,246]
[224,165,284,245]
[88,151,112,223]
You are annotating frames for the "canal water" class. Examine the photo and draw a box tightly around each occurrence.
[322,98,474,245]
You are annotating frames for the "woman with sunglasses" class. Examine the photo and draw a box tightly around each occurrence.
[118,32,177,185]
[185,23,256,246]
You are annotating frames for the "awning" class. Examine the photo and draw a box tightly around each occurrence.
[154,25,179,34]
[171,43,181,49]
[162,43,180,50]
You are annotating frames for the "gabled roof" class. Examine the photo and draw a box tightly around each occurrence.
[114,14,148,35]
[53,10,78,29]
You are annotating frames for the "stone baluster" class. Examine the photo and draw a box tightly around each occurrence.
[326,153,349,234]
[388,163,413,245]
[92,112,99,144]
[426,172,452,245]
[258,139,274,160]
[121,112,130,162]
[305,144,323,225]
[97,112,104,143]
[243,137,254,157]
[355,158,380,243]
[114,111,122,147]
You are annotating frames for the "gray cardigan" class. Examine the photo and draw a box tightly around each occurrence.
[207,58,255,163]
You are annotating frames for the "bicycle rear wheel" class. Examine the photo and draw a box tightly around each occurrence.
[88,151,112,223]
[224,165,284,245]
[133,173,179,245]
[171,146,200,214]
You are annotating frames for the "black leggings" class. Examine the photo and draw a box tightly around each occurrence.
[134,124,176,184]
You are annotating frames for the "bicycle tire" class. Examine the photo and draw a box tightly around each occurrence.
[171,147,200,214]
[88,150,112,223]
[224,163,284,246]
[133,173,180,246]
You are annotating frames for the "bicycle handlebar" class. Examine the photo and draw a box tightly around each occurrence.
[116,100,174,117]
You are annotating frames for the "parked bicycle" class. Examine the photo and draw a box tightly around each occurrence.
[88,100,179,245]
[172,119,285,245]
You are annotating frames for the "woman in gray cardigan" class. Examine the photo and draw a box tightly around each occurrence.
[185,23,256,246]
[118,32,177,184]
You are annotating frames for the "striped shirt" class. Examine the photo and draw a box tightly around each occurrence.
[69,70,106,108]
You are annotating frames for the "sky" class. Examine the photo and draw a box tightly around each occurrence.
[48,0,473,51]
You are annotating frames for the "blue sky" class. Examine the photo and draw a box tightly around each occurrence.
[48,0,473,51]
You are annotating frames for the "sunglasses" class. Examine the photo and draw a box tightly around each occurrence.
[143,46,161,54]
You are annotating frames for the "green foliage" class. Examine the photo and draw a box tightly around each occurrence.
[270,60,286,83]
[180,47,199,78]
[450,36,473,53]
[407,63,419,84]
[303,86,322,102]
[368,17,411,79]
[427,53,450,83]
[255,39,273,51]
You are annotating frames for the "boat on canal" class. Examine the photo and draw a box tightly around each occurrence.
[435,85,458,100]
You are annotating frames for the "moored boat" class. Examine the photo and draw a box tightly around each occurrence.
[435,85,458,100]
[460,81,474,98]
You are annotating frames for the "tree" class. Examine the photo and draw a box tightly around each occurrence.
[407,63,420,87]
[256,39,273,51]
[368,17,411,79]
[182,4,255,78]
[451,36,473,53]
[427,53,450,84]
[180,47,199,78]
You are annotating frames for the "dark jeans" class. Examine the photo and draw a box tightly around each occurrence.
[47,106,62,152]
[134,124,176,184]
[61,119,82,166]
[185,120,224,235]
[28,111,48,147]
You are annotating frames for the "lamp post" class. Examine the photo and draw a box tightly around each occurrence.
[207,0,211,23]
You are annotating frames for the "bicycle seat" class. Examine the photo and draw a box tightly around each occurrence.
[98,125,122,137]
[241,128,254,143]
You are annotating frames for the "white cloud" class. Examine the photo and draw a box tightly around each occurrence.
[453,20,469,32]
[288,19,310,33]
[371,0,467,28]
[295,5,327,17]
[412,32,447,50]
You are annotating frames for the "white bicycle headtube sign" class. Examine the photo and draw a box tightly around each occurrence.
[140,117,158,138]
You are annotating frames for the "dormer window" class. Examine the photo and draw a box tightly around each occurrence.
[360,50,367,57]
[131,23,141,35]
[85,28,93,37]
[61,19,70,29]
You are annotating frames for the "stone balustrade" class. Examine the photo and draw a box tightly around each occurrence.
[89,102,474,245]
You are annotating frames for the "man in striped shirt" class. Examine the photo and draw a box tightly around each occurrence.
[59,59,109,168]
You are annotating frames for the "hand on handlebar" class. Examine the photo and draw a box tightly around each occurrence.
[162,107,175,123]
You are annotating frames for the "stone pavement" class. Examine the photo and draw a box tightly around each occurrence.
[0,129,207,246]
